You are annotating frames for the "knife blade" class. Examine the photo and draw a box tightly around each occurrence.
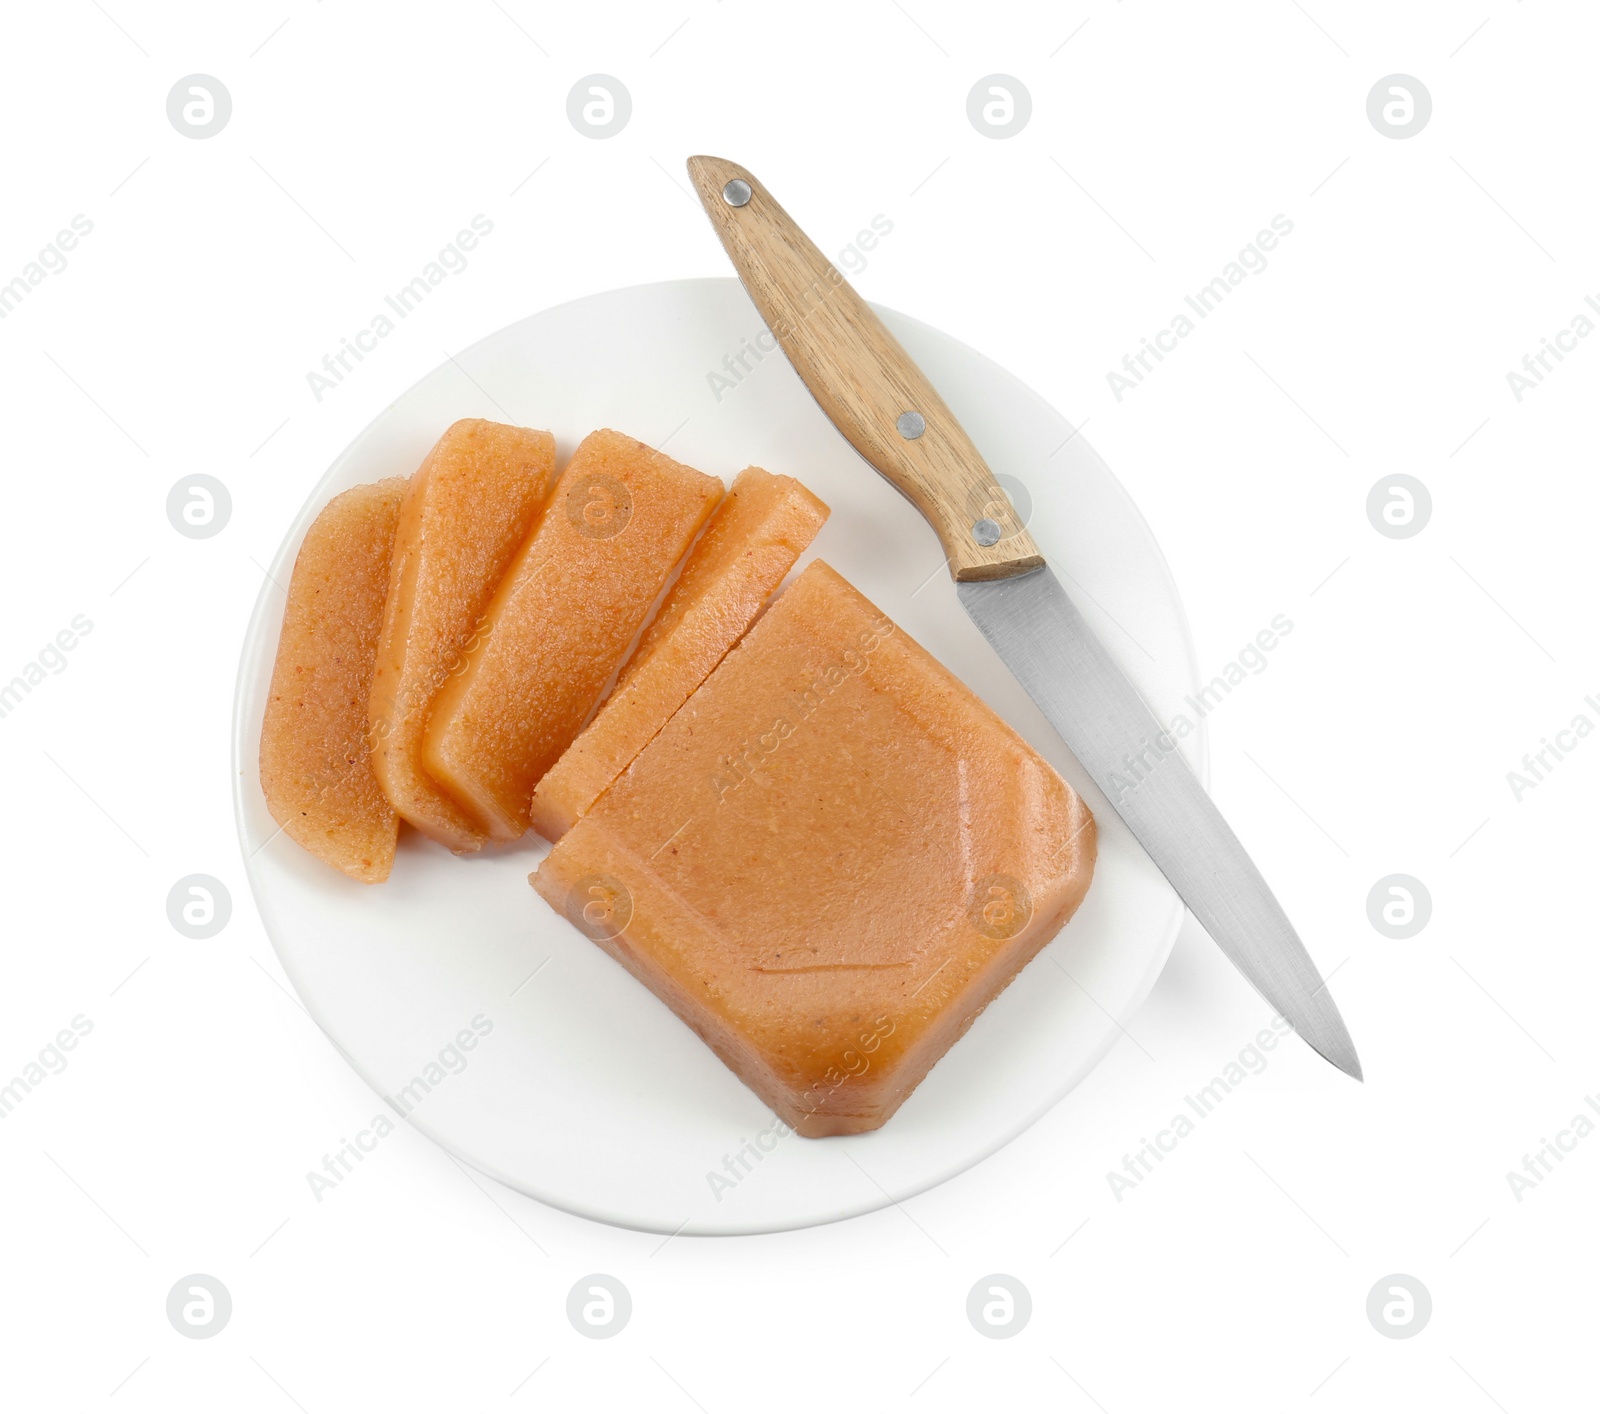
[959,568,1359,1077]
[686,154,1361,1079]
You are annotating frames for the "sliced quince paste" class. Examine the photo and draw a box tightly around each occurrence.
[532,559,1097,1136]
[426,429,722,841]
[529,466,828,841]
[259,478,407,883]
[369,419,555,853]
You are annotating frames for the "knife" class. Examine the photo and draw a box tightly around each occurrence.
[686,156,1361,1080]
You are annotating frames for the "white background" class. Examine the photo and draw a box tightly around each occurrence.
[2,0,1595,1408]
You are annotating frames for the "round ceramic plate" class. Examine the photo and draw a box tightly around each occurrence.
[233,278,1204,1235]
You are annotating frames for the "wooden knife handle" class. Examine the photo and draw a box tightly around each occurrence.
[687,155,1044,583]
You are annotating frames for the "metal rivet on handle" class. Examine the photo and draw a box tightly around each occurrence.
[896,410,926,439]
[722,179,752,207]
[972,518,1002,547]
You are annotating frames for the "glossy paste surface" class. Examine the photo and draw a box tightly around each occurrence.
[534,561,1097,1135]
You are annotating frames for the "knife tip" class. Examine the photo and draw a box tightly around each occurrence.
[1306,1026,1363,1082]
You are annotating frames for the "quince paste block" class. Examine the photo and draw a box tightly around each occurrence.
[426,429,722,840]
[529,466,829,841]
[369,419,556,852]
[259,478,407,884]
[532,560,1097,1137]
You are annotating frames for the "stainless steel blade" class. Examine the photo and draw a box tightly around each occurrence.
[959,567,1361,1079]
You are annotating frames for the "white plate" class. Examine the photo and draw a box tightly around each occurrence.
[233,278,1204,1235]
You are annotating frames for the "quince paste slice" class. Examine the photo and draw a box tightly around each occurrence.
[259,478,407,883]
[426,429,722,840]
[369,419,555,852]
